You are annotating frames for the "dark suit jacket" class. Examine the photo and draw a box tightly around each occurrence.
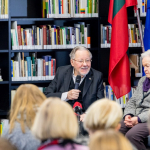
[44,65,104,111]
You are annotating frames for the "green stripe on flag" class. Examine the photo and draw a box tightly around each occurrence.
[113,0,125,18]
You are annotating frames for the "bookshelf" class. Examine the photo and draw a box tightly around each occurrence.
[0,0,101,117]
[0,0,145,117]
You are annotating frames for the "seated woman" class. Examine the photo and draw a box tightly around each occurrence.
[119,50,150,150]
[31,97,88,150]
[2,84,46,150]
[84,98,123,134]
[89,129,133,150]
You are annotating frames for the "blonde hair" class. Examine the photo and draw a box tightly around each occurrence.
[89,130,133,150]
[9,84,46,133]
[84,98,123,132]
[32,97,78,140]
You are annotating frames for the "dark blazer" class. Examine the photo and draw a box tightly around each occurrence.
[44,65,104,111]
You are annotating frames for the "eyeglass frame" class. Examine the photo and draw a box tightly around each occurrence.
[73,59,92,64]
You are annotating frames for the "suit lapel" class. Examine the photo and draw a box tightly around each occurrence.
[82,70,93,98]
[64,66,73,91]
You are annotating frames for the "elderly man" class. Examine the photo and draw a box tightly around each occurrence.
[44,46,104,121]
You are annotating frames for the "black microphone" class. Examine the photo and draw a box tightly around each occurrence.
[74,75,81,89]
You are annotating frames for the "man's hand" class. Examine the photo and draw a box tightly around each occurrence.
[80,113,86,122]
[124,115,133,128]
[67,89,81,100]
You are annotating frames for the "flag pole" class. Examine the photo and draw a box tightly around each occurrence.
[135,7,145,52]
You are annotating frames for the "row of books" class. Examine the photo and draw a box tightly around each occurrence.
[42,0,98,18]
[11,21,91,50]
[11,53,56,81]
[135,0,147,17]
[104,84,137,108]
[100,23,145,48]
[129,54,143,77]
[0,0,8,19]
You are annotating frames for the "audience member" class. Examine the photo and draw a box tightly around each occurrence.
[0,137,17,150]
[119,50,150,150]
[89,129,133,150]
[2,84,46,150]
[84,98,123,134]
[32,97,88,150]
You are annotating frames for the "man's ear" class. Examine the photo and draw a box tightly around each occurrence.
[70,59,74,67]
[115,123,121,131]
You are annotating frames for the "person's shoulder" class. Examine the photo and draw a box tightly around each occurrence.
[138,76,147,83]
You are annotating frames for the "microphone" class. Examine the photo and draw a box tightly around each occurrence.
[74,75,81,89]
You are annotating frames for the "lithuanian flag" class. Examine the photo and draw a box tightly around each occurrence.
[108,0,137,99]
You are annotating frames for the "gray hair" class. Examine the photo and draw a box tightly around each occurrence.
[141,49,150,59]
[69,46,92,59]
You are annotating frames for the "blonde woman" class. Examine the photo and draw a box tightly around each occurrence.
[89,129,133,150]
[2,84,46,150]
[32,97,88,150]
[84,98,123,134]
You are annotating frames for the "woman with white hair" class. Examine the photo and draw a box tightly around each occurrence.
[119,50,150,150]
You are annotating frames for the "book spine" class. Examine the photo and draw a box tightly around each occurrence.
[54,25,56,45]
[43,25,47,46]
[26,57,31,77]
[43,56,49,76]
[11,60,13,77]
[43,59,46,76]
[32,54,36,76]
[48,56,51,76]
[51,59,53,75]
[59,0,61,14]
[87,24,90,48]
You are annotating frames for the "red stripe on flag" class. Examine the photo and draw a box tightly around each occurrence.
[108,4,131,99]
[126,0,137,7]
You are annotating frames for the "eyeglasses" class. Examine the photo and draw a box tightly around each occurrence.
[73,59,92,64]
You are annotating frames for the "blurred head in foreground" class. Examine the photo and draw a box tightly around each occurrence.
[9,84,46,133]
[84,98,123,134]
[89,129,133,150]
[32,97,78,140]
